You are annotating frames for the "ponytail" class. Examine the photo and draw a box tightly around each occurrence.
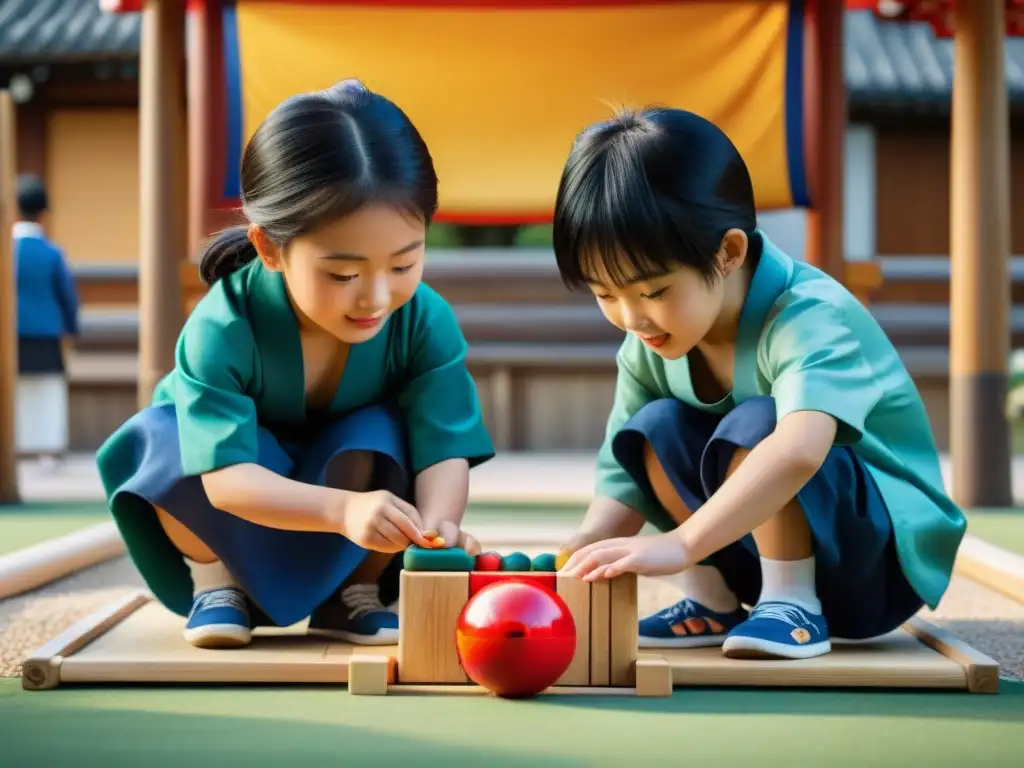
[198,226,259,285]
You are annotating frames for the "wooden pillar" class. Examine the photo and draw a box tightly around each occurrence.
[138,0,187,407]
[949,1,1013,507]
[0,92,18,503]
[805,0,845,281]
[188,0,224,258]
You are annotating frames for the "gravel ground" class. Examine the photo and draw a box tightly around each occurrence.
[2,554,1022,681]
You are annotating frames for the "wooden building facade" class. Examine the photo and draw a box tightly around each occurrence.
[2,2,1022,455]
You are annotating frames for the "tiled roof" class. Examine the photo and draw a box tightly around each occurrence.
[0,0,138,62]
[845,10,1024,110]
[0,3,1020,110]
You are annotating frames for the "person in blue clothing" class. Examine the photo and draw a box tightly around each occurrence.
[95,80,495,650]
[554,107,965,661]
[13,174,79,467]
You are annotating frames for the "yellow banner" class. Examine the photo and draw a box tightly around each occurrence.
[230,1,805,221]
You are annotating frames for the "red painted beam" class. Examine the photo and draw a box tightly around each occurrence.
[101,0,205,11]
[846,1,1024,37]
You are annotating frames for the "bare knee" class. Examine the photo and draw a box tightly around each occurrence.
[642,441,691,524]
[325,450,375,491]
[155,506,217,563]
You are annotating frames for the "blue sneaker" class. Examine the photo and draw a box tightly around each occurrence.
[307,584,398,645]
[722,601,831,660]
[638,598,749,648]
[183,588,252,649]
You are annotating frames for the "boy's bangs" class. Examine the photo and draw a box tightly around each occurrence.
[558,181,680,290]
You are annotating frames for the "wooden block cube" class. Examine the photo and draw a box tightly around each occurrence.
[348,654,394,696]
[397,571,469,684]
[396,569,640,690]
[635,655,672,698]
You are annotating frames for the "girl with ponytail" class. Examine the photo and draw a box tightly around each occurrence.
[96,80,494,649]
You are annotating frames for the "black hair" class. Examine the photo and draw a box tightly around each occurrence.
[16,174,48,219]
[199,79,438,285]
[552,106,758,290]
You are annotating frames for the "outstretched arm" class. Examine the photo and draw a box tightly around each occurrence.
[396,290,495,552]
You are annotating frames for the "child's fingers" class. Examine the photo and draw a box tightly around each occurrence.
[364,530,402,554]
[375,518,410,550]
[390,495,424,530]
[560,546,592,574]
[459,530,482,556]
[585,559,630,581]
[583,564,611,581]
[386,505,431,548]
[562,539,614,574]
[568,545,631,579]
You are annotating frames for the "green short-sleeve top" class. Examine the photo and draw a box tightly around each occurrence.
[140,258,495,477]
[594,233,966,610]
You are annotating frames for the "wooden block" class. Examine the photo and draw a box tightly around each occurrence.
[348,655,395,696]
[903,617,1001,693]
[397,571,470,684]
[589,577,610,686]
[554,572,590,686]
[609,573,638,686]
[635,654,672,698]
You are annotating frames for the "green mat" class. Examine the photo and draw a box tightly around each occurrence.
[1,678,1021,765]
[0,502,109,556]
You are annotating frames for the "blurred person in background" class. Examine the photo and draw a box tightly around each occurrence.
[13,173,79,471]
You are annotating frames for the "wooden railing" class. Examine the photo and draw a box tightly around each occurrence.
[62,251,1016,451]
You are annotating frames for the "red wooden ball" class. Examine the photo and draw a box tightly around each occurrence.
[474,551,504,571]
[455,580,576,698]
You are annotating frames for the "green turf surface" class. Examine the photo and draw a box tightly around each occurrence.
[965,509,1024,556]
[1,678,1021,765]
[0,502,109,556]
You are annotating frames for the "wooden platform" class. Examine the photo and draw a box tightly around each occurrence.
[21,591,1000,694]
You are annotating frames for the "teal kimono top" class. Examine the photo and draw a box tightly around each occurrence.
[102,257,495,481]
[594,234,966,610]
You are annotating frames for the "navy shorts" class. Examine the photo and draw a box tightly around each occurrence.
[108,402,409,628]
[611,396,924,639]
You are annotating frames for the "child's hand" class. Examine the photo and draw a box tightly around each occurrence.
[556,530,611,570]
[560,532,694,581]
[337,490,432,553]
[424,521,482,556]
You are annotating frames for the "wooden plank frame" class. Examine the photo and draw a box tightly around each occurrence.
[21,584,1001,696]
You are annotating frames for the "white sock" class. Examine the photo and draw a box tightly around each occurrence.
[757,556,821,614]
[186,558,238,596]
[674,565,740,613]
